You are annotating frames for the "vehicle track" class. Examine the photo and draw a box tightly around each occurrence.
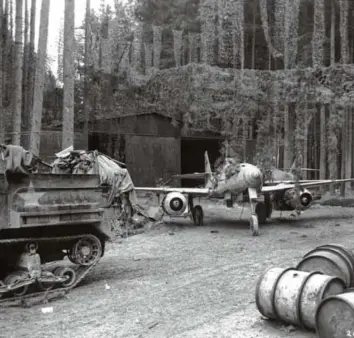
[0,234,101,307]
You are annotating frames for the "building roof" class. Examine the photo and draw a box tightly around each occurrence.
[93,110,181,121]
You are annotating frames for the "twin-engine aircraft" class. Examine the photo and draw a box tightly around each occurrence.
[135,152,354,236]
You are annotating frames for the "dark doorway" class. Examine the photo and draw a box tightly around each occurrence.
[181,138,221,187]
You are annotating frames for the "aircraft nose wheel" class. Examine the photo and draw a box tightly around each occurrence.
[191,205,204,226]
[249,214,259,236]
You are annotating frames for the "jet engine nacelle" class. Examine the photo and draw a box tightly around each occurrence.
[298,188,313,207]
[272,188,313,211]
[161,192,188,216]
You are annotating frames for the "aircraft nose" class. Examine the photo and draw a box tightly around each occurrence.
[246,168,263,188]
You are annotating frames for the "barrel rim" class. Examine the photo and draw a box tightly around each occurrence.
[315,289,354,333]
[316,244,351,252]
[296,271,322,330]
[306,245,354,269]
[313,245,354,268]
[305,246,353,263]
[305,245,350,259]
[317,245,354,283]
[296,253,351,286]
[271,268,301,321]
[255,267,296,320]
[319,276,346,300]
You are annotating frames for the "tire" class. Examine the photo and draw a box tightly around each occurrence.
[191,205,204,226]
[250,214,259,236]
[255,202,268,225]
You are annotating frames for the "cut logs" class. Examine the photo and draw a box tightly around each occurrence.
[315,292,354,338]
[255,267,345,330]
[296,244,354,287]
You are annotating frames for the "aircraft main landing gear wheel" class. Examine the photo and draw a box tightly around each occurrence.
[191,205,204,226]
[249,214,259,236]
[255,202,268,225]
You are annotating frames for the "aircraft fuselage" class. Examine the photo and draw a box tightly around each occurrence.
[211,163,263,197]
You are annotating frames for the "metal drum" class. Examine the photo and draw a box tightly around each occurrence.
[255,267,345,330]
[296,244,354,287]
[316,292,354,338]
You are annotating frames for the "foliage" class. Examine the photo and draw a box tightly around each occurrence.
[3,0,351,174]
[82,62,354,142]
[82,61,353,164]
[134,0,200,31]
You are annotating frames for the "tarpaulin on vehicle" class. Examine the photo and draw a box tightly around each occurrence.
[95,154,137,207]
[50,147,137,208]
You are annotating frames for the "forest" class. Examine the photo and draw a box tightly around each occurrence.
[1,0,354,192]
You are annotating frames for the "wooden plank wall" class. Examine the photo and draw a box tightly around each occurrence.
[125,135,181,186]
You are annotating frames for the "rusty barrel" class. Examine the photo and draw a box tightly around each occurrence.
[255,267,345,330]
[296,244,354,287]
[316,292,354,337]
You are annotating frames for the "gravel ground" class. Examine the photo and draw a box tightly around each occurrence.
[1,202,354,338]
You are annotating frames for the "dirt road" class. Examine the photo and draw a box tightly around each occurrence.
[2,203,354,338]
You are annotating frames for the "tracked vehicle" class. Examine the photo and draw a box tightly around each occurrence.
[0,145,127,305]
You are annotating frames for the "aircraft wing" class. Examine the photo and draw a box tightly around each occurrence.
[135,187,211,196]
[172,173,210,180]
[261,178,354,192]
[264,179,323,185]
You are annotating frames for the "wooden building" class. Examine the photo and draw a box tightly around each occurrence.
[88,112,226,187]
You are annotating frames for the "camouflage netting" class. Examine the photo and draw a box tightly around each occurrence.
[99,63,354,165]
[109,63,354,123]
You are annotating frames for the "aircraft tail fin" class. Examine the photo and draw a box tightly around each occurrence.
[204,151,212,174]
[204,151,213,188]
[171,152,214,187]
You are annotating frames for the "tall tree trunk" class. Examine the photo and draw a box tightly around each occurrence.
[339,0,349,63]
[330,0,335,64]
[83,0,91,148]
[340,112,347,196]
[328,1,337,193]
[302,108,313,180]
[283,105,292,169]
[30,0,50,156]
[0,0,3,144]
[4,0,12,122]
[57,19,64,84]
[339,0,349,194]
[282,0,294,170]
[62,0,75,149]
[12,0,24,145]
[99,10,111,118]
[339,109,352,195]
[319,105,326,180]
[26,0,36,132]
[346,109,352,187]
[251,0,256,69]
[303,125,308,179]
[22,0,29,147]
[328,106,338,195]
[312,0,325,66]
[2,0,7,121]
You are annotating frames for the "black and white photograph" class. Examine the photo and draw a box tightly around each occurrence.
[0,0,354,337]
